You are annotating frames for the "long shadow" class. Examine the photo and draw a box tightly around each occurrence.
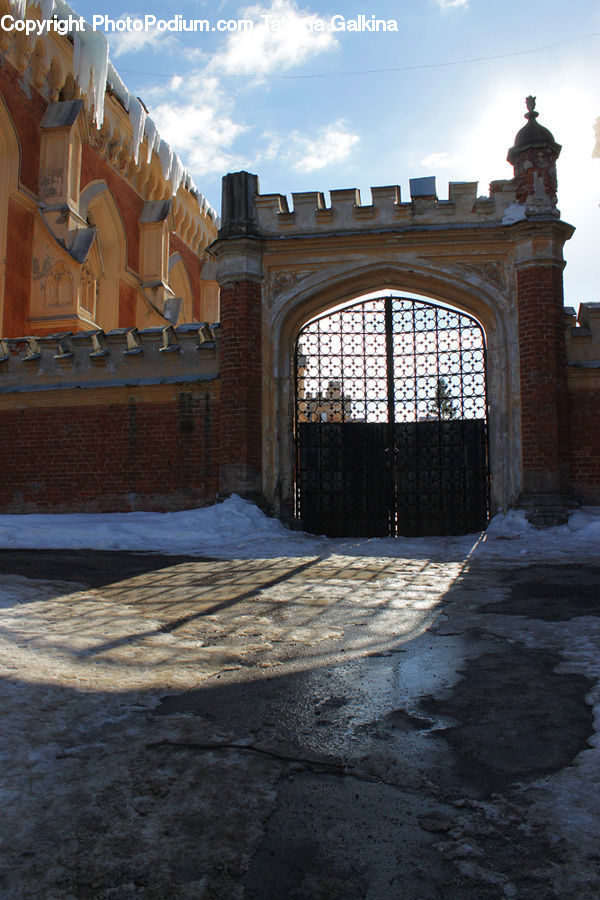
[0,549,216,590]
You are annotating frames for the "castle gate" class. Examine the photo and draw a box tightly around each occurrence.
[210,102,577,531]
[294,295,488,537]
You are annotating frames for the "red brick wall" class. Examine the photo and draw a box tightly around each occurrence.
[118,281,137,327]
[513,148,558,206]
[0,386,220,512]
[218,280,262,495]
[0,58,46,194]
[3,198,34,338]
[516,262,570,495]
[80,145,144,274]
[567,379,600,504]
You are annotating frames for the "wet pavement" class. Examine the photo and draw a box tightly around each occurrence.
[0,548,599,898]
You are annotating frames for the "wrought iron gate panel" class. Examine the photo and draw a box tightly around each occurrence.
[295,296,489,537]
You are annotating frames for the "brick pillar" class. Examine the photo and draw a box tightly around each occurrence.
[210,172,264,499]
[218,276,263,496]
[508,98,575,524]
[515,249,571,506]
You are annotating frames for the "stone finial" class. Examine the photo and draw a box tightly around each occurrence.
[507,96,562,214]
[525,95,537,119]
[507,96,561,164]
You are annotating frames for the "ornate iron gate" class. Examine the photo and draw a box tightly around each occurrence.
[294,295,489,537]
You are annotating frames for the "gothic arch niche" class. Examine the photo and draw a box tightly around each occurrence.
[0,95,20,334]
[82,183,126,330]
[168,253,193,323]
[266,262,520,528]
[45,260,73,308]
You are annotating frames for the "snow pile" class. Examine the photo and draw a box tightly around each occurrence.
[0,497,597,561]
[484,508,535,538]
[478,506,600,561]
[0,496,324,559]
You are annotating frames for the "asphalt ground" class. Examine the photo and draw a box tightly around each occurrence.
[0,549,598,899]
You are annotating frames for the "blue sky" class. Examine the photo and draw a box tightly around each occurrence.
[73,0,599,308]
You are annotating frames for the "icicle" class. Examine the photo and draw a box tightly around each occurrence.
[144,117,159,165]
[72,23,109,129]
[9,0,27,19]
[128,96,146,166]
[106,61,131,112]
[158,139,173,184]
[38,0,55,18]
[169,153,184,196]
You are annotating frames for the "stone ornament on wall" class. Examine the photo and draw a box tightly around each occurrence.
[267,269,318,302]
[454,261,508,293]
[44,261,74,309]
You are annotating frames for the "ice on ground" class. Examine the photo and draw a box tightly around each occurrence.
[0,496,597,562]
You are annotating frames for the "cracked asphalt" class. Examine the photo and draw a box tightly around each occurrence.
[0,548,598,899]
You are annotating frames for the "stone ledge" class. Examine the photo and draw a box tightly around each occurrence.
[0,324,220,389]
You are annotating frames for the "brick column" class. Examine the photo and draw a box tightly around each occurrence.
[507,98,575,524]
[515,244,571,511]
[210,172,264,499]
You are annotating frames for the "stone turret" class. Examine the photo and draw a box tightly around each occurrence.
[507,95,561,217]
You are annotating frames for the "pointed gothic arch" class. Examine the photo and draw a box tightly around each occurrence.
[80,181,127,329]
[263,260,517,525]
[168,252,193,324]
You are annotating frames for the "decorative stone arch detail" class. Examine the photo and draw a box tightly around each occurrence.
[264,259,521,522]
[44,260,74,309]
[82,182,127,330]
[168,252,193,324]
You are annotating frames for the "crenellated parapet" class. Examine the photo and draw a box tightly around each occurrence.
[565,303,600,367]
[254,177,521,237]
[0,323,219,392]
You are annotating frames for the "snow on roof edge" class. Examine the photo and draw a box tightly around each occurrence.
[10,0,217,221]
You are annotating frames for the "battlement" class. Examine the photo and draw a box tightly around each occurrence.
[254,177,520,236]
[565,303,600,367]
[0,324,219,393]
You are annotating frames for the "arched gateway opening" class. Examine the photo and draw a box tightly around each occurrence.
[294,294,488,537]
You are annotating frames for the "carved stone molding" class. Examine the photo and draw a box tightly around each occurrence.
[455,260,508,292]
[267,268,317,302]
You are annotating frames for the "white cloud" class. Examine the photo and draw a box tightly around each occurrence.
[107,16,205,61]
[109,28,165,58]
[421,151,468,168]
[138,2,343,177]
[435,0,469,9]
[209,0,338,78]
[149,79,247,175]
[263,120,359,172]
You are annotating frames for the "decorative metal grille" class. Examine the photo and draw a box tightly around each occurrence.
[295,295,489,537]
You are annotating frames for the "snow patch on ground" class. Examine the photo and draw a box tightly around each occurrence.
[0,496,597,562]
